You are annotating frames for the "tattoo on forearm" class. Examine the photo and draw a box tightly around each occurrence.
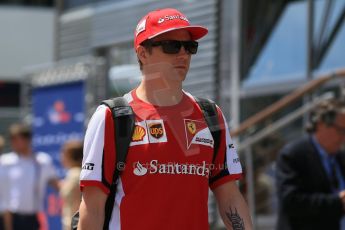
[225,207,245,230]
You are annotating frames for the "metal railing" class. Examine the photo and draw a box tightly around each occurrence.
[231,68,345,138]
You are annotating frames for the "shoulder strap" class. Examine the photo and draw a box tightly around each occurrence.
[194,97,221,163]
[100,97,135,230]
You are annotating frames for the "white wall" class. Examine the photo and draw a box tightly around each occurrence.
[0,7,55,80]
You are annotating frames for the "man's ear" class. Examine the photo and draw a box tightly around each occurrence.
[137,46,149,64]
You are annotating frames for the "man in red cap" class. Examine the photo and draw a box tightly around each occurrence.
[78,8,252,230]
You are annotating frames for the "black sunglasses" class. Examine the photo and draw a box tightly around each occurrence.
[144,40,198,55]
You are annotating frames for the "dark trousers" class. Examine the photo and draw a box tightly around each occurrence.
[12,213,39,230]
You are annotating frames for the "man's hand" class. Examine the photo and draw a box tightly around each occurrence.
[338,190,345,211]
[78,186,107,230]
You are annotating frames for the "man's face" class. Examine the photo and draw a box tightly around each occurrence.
[139,29,193,81]
[319,113,345,154]
[10,135,30,154]
[332,113,345,150]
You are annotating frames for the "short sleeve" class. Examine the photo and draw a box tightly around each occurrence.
[209,106,242,190]
[80,105,116,194]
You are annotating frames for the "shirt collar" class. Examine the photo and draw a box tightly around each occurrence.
[311,135,335,161]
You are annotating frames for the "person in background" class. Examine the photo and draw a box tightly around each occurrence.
[276,99,345,230]
[0,123,59,230]
[60,140,83,230]
[0,136,5,154]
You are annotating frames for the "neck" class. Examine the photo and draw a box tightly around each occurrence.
[17,148,32,157]
[136,73,183,106]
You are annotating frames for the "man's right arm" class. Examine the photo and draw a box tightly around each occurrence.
[79,105,115,229]
[78,186,107,230]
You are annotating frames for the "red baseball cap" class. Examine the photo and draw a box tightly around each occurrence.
[134,8,208,50]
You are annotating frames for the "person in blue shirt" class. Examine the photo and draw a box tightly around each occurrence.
[276,98,345,230]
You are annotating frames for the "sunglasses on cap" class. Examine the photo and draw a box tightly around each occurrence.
[143,40,198,55]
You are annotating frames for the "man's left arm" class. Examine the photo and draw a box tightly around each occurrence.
[210,107,252,229]
[213,181,252,230]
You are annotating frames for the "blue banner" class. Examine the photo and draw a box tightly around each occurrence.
[32,81,85,230]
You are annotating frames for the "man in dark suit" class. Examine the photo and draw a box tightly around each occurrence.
[276,99,345,230]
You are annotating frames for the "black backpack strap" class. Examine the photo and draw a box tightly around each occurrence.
[101,97,135,230]
[194,97,221,164]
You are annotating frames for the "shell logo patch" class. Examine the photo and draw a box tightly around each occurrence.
[132,125,146,142]
[184,119,214,149]
[129,121,149,147]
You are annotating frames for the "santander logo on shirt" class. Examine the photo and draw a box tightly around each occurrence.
[133,162,148,176]
[133,160,210,178]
